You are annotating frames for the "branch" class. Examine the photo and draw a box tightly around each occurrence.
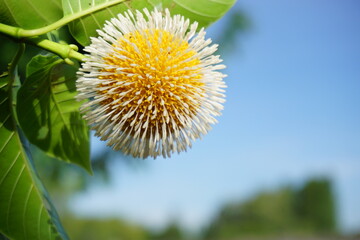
[28,37,86,63]
[0,0,127,39]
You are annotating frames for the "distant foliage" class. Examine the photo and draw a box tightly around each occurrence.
[62,216,148,240]
[203,178,337,239]
[295,179,336,232]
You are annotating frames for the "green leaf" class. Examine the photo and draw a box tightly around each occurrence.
[62,0,237,46]
[0,76,68,240]
[0,72,9,89]
[0,0,63,29]
[16,55,91,173]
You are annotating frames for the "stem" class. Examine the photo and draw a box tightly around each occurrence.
[8,43,25,87]
[0,0,127,39]
[28,37,86,63]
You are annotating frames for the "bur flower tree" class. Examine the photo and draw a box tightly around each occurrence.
[0,0,236,239]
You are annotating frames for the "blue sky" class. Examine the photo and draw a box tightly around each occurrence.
[71,0,360,233]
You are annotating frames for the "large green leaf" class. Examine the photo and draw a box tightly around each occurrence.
[63,0,237,46]
[0,0,63,29]
[16,55,91,172]
[0,76,68,240]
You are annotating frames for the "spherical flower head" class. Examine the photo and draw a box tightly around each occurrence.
[76,8,227,158]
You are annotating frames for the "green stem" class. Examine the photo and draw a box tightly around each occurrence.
[0,0,128,62]
[8,43,25,87]
[0,0,127,39]
[0,32,85,62]
[28,37,86,63]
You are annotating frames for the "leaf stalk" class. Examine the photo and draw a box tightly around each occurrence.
[0,0,127,38]
[8,43,25,89]
[0,0,128,62]
[29,37,86,63]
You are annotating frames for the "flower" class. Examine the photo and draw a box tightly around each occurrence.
[76,8,226,158]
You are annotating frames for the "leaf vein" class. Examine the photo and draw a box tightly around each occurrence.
[91,13,102,30]
[6,164,26,234]
[79,19,90,43]
[0,131,15,156]
[107,7,116,18]
[0,147,19,187]
[50,84,72,137]
[0,93,9,105]
[22,185,34,240]
[24,0,53,23]
[37,206,44,240]
[0,114,11,130]
[78,0,82,11]
[3,0,18,26]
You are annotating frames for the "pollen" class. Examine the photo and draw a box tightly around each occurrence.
[76,8,227,158]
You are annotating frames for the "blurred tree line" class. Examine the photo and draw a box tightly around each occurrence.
[203,178,338,240]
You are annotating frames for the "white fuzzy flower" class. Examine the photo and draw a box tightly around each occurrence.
[76,8,226,158]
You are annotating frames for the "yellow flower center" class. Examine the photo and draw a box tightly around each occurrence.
[98,29,204,137]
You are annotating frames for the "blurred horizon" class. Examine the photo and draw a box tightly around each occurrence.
[65,0,360,238]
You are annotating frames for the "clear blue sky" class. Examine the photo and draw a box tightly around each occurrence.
[71,0,360,234]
